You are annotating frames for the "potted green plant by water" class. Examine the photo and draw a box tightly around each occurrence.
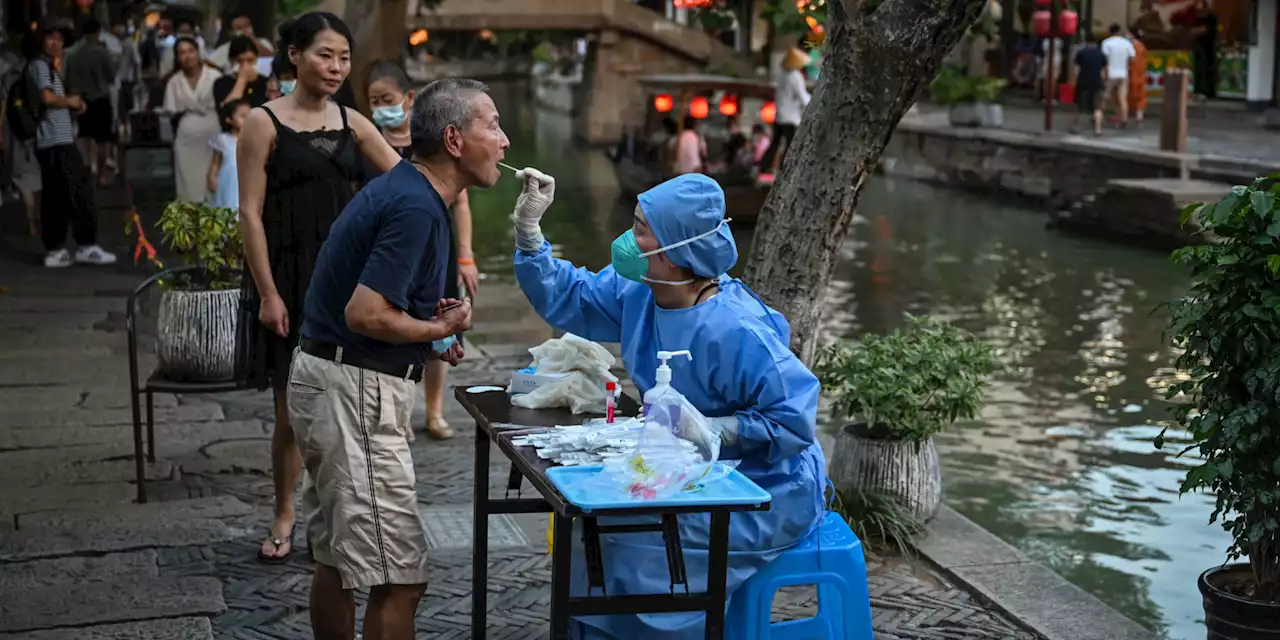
[815,314,1002,521]
[1159,178,1280,637]
[145,201,243,382]
[929,65,1006,128]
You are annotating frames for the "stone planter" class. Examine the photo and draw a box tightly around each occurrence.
[156,288,242,382]
[948,102,1003,128]
[829,423,943,522]
[1200,563,1280,639]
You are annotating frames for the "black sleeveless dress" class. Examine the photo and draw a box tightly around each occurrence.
[242,105,362,392]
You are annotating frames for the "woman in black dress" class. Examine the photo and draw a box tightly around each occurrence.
[362,61,481,439]
[237,12,402,563]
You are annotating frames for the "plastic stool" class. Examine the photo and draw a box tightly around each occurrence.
[725,511,874,639]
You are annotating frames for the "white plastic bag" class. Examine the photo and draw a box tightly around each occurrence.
[510,333,618,414]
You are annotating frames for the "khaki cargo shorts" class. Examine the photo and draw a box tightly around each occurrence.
[287,348,426,590]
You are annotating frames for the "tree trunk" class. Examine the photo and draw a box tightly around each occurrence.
[344,0,409,115]
[742,0,987,366]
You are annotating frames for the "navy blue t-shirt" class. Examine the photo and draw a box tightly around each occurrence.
[1074,47,1107,91]
[301,160,451,369]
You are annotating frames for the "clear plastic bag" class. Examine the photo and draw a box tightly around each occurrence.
[577,418,740,502]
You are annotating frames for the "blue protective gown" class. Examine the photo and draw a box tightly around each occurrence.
[514,243,828,640]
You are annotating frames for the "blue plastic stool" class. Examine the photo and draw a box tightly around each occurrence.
[725,511,875,639]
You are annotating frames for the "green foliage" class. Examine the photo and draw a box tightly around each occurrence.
[277,0,321,18]
[157,201,242,291]
[815,314,1003,444]
[691,6,739,34]
[762,0,826,42]
[1159,177,1280,601]
[929,65,1006,105]
[832,488,925,555]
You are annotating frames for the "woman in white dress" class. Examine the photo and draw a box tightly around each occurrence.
[163,36,221,203]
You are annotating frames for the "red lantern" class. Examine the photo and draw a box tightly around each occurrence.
[689,96,709,119]
[1031,10,1051,37]
[719,95,738,117]
[760,101,777,124]
[1058,9,1079,35]
[653,94,673,113]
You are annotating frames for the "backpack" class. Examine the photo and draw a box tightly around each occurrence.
[6,61,46,142]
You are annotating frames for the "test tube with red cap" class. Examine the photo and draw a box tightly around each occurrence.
[605,381,617,423]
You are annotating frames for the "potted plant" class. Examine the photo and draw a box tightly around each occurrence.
[815,314,1002,521]
[929,65,1006,128]
[148,201,243,382]
[1158,178,1280,637]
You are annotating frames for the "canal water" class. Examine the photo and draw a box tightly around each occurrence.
[469,81,1224,639]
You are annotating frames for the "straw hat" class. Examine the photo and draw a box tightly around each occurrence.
[782,47,812,71]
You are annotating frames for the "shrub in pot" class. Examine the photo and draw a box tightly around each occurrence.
[930,65,1006,128]
[149,201,243,382]
[815,314,1002,522]
[1158,178,1280,637]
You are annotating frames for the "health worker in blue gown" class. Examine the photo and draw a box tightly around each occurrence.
[510,169,828,639]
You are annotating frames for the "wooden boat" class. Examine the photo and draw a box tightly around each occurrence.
[608,74,777,222]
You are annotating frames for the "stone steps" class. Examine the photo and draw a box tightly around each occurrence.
[0,402,223,430]
[0,496,255,562]
[0,576,225,634]
[0,617,214,640]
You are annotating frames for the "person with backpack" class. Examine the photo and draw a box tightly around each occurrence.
[22,19,116,268]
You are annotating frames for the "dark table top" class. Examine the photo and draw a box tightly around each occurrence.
[454,385,769,518]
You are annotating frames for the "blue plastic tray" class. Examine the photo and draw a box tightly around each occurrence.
[545,465,771,512]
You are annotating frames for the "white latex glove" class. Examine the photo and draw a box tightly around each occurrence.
[512,167,556,251]
[676,399,737,462]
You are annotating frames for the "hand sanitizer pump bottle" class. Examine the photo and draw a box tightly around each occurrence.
[642,350,692,433]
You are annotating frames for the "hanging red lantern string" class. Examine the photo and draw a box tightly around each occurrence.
[760,101,777,124]
[718,95,738,116]
[653,94,674,113]
[689,96,710,119]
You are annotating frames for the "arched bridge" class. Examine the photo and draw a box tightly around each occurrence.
[414,0,753,143]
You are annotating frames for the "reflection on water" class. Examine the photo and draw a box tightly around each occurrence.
[473,82,1225,640]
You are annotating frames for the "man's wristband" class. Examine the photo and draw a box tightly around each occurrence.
[458,257,475,266]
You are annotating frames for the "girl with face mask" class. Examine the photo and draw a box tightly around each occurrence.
[361,61,479,440]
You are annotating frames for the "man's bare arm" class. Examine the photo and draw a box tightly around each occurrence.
[345,284,469,344]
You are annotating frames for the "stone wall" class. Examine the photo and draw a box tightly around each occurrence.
[879,122,1274,248]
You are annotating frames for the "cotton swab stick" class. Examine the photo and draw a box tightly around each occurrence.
[497,162,520,174]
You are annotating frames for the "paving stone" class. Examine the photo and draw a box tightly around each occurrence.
[0,329,127,350]
[0,311,107,331]
[0,576,225,633]
[0,297,124,313]
[0,459,173,488]
[0,617,214,640]
[950,561,1158,640]
[915,505,1031,569]
[0,482,134,518]
[0,385,178,410]
[420,505,530,549]
[0,401,221,430]
[18,495,254,529]
[0,518,245,561]
[183,438,272,474]
[0,417,256,451]
[0,550,159,590]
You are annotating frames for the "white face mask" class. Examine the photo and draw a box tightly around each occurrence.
[638,219,732,286]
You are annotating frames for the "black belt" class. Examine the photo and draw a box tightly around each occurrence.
[299,339,424,383]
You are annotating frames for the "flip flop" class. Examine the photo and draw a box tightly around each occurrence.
[257,524,295,564]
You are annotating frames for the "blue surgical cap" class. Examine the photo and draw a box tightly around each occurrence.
[637,174,737,278]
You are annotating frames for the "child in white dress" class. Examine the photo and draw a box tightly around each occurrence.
[206,98,249,212]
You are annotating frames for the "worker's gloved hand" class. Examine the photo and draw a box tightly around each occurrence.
[675,399,737,462]
[513,167,556,252]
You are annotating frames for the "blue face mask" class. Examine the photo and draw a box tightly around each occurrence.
[609,219,731,286]
[372,102,406,129]
[279,79,296,96]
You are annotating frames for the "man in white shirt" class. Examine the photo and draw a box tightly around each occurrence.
[208,14,275,72]
[1100,23,1137,126]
